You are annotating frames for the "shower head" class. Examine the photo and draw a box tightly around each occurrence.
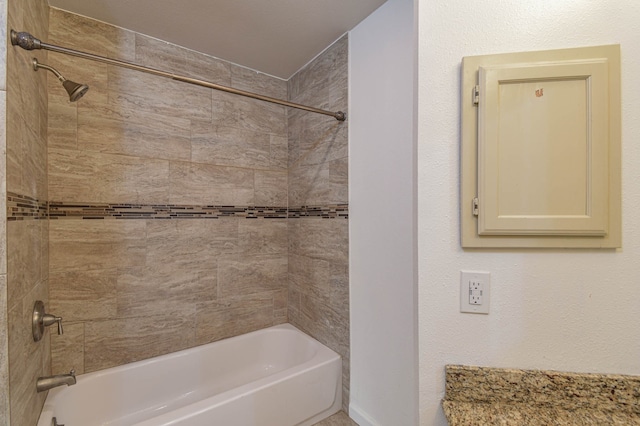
[62,80,90,103]
[32,58,89,102]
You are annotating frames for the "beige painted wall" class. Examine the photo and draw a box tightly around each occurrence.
[418,0,640,424]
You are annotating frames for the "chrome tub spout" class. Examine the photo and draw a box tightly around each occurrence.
[36,369,76,393]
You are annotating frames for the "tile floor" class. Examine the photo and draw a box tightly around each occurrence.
[313,411,359,425]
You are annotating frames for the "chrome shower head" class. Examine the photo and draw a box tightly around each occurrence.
[32,58,89,102]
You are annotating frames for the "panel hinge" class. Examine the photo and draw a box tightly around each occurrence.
[472,85,479,106]
[472,197,479,216]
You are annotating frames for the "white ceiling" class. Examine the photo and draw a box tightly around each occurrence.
[47,0,388,79]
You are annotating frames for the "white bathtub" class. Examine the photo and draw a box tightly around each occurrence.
[37,324,342,426]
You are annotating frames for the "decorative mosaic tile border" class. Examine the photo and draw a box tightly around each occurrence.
[48,202,289,220]
[8,193,349,220]
[288,204,349,219]
[7,192,48,221]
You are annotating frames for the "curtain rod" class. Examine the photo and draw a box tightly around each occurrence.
[10,30,346,122]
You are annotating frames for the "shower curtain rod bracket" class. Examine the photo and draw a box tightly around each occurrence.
[11,30,41,50]
[10,29,346,122]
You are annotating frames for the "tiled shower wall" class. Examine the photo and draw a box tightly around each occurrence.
[5,0,50,425]
[46,8,291,374]
[0,0,7,422]
[2,5,349,422]
[287,36,350,410]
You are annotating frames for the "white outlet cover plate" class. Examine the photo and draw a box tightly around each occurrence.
[460,270,490,314]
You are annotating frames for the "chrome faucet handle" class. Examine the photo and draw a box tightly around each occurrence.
[69,369,75,377]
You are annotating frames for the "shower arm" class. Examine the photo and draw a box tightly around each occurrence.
[10,30,346,122]
[32,59,65,82]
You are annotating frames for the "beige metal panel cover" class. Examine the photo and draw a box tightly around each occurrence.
[461,45,621,248]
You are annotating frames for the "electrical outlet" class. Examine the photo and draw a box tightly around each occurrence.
[460,271,490,314]
[469,280,483,305]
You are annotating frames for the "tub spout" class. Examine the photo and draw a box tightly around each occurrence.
[36,369,76,393]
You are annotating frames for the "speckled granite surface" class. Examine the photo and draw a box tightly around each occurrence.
[443,365,640,425]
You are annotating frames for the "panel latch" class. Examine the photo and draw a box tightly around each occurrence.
[472,85,480,106]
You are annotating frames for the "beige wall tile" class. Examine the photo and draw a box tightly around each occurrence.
[212,91,287,136]
[6,1,50,423]
[40,220,49,281]
[0,1,6,92]
[288,121,347,168]
[5,109,24,192]
[6,115,47,199]
[191,122,271,169]
[230,65,287,99]
[145,219,237,269]
[49,269,118,322]
[296,292,349,363]
[289,36,348,107]
[236,97,288,136]
[135,33,188,74]
[84,314,196,372]
[169,161,254,205]
[77,99,192,162]
[273,288,288,311]
[195,294,276,345]
[176,219,240,257]
[8,281,49,426]
[7,221,44,309]
[116,266,217,318]
[289,161,348,207]
[329,157,349,203]
[288,219,348,263]
[136,34,232,85]
[6,50,47,148]
[255,170,287,206]
[51,322,84,375]
[49,220,146,272]
[48,148,170,203]
[289,254,331,301]
[217,254,288,299]
[0,275,8,426]
[288,162,330,207]
[0,92,6,277]
[183,49,232,85]
[22,125,47,197]
[48,95,78,151]
[108,67,213,121]
[270,135,288,170]
[238,219,287,255]
[49,7,135,61]
[287,34,349,410]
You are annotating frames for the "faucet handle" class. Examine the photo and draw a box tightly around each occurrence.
[56,317,63,335]
[69,369,75,377]
[42,314,63,335]
[32,301,65,341]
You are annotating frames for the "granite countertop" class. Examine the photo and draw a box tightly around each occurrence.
[443,365,640,425]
